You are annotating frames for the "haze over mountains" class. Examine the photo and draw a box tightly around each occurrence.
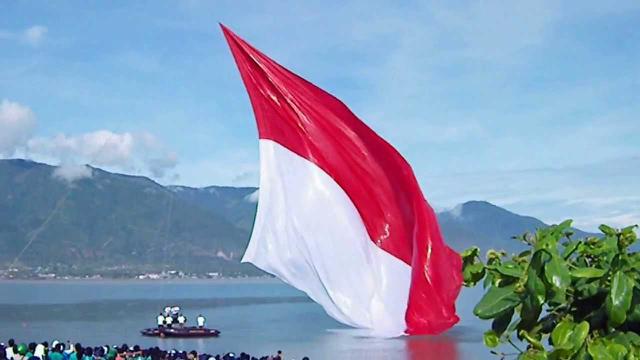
[0,159,593,278]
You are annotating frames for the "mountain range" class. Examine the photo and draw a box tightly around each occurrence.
[0,159,593,278]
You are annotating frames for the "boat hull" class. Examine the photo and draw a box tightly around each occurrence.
[141,327,220,338]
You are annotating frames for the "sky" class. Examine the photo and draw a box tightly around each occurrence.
[0,1,638,231]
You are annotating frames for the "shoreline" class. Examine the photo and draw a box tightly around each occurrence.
[0,276,281,285]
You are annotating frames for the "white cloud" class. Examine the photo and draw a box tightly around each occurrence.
[24,25,47,46]
[27,130,178,178]
[0,99,36,156]
[52,163,93,183]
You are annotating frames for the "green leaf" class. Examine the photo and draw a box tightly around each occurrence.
[551,319,575,350]
[527,250,550,304]
[483,272,493,289]
[599,224,617,237]
[473,284,521,320]
[461,246,480,262]
[518,350,548,360]
[483,330,500,348]
[571,267,607,279]
[626,332,640,346]
[571,321,590,346]
[520,330,544,351]
[606,344,627,360]
[588,339,627,360]
[606,271,633,327]
[562,240,580,260]
[463,261,485,286]
[554,220,573,237]
[495,261,524,278]
[545,254,571,292]
[550,320,589,356]
[519,294,542,331]
[491,308,514,336]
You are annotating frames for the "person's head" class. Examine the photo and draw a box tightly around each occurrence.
[28,343,36,353]
[75,343,83,354]
[84,347,93,357]
[8,340,15,348]
[16,344,27,357]
[187,351,197,360]
[106,348,117,360]
[302,357,309,360]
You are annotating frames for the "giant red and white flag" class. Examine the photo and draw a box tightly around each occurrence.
[222,25,462,336]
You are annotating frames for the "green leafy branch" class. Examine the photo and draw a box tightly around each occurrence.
[462,221,640,360]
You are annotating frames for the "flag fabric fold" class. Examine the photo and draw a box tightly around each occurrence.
[221,24,462,336]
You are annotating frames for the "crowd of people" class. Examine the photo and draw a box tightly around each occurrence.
[0,340,309,360]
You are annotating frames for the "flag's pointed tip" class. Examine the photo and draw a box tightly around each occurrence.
[219,23,231,37]
[219,23,244,51]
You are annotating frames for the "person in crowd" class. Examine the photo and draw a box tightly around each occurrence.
[165,315,173,329]
[6,340,15,360]
[196,315,206,329]
[105,347,116,360]
[114,346,125,360]
[186,351,196,360]
[156,313,165,329]
[15,343,28,360]
[81,347,93,360]
[33,344,45,360]
[26,343,36,359]
[47,343,63,360]
[69,344,82,360]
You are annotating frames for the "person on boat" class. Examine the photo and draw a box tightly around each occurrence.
[165,315,174,328]
[163,307,171,316]
[196,314,206,328]
[177,314,186,327]
[156,313,165,328]
[170,306,180,325]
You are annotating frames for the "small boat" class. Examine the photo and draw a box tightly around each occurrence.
[141,326,221,338]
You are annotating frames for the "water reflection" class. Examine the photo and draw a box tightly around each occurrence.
[405,334,458,360]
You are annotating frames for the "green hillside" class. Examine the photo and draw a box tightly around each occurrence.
[0,159,594,279]
[0,159,259,277]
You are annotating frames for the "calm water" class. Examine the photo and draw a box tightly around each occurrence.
[0,280,489,359]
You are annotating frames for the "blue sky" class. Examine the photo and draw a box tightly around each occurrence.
[0,1,638,231]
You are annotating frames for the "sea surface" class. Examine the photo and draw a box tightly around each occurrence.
[0,280,491,359]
